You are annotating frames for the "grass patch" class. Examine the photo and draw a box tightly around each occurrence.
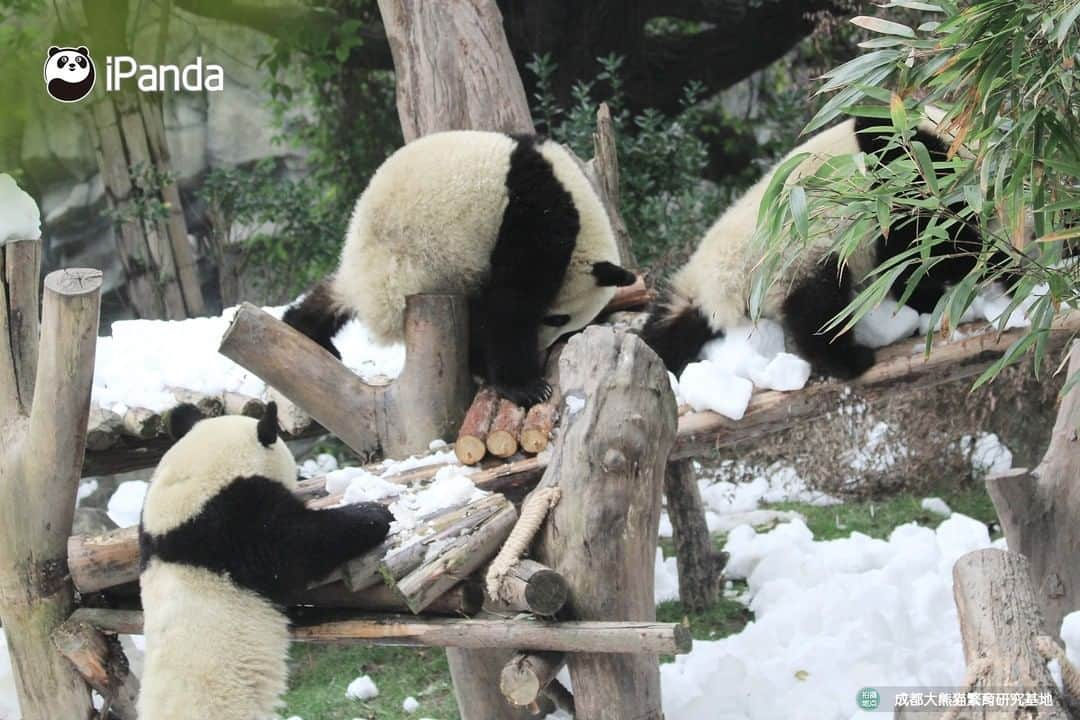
[283,645,459,720]
[764,484,999,541]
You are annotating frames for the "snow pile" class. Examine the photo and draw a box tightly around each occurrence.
[92,305,404,414]
[0,174,41,245]
[660,514,994,719]
[920,497,952,517]
[854,299,920,348]
[967,433,1013,476]
[678,362,755,420]
[843,421,908,474]
[299,453,338,479]
[106,480,149,528]
[402,696,420,713]
[345,674,379,701]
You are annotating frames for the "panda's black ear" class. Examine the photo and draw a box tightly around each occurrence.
[257,401,279,447]
[48,46,60,57]
[167,403,203,441]
[76,46,89,56]
[592,261,637,287]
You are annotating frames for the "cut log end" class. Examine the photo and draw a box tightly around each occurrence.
[456,387,500,465]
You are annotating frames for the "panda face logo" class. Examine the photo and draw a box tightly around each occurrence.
[44,46,96,103]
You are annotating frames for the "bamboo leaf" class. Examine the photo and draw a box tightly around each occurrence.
[790,186,809,241]
[851,16,917,37]
[910,141,940,195]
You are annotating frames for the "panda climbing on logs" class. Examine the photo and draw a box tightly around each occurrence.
[641,109,1020,380]
[283,131,637,407]
[137,402,393,720]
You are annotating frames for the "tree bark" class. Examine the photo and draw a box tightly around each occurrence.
[0,245,100,720]
[534,327,679,720]
[951,549,1069,719]
[52,621,139,720]
[664,458,720,612]
[987,340,1080,636]
[376,0,534,141]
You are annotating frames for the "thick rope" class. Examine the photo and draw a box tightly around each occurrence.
[1036,635,1080,700]
[485,487,561,602]
[939,658,992,720]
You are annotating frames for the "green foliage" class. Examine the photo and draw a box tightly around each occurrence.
[755,0,1080,387]
[526,53,725,265]
[198,160,344,295]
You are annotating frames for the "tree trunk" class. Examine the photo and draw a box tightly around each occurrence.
[664,458,720,612]
[987,340,1080,636]
[951,549,1069,719]
[376,0,534,141]
[535,327,678,720]
[0,241,100,719]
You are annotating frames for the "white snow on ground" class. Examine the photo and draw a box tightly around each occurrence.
[0,174,41,245]
[345,674,378,700]
[844,421,908,473]
[299,453,338,479]
[679,362,755,420]
[661,515,992,720]
[106,480,149,528]
[920,497,952,517]
[967,432,1014,476]
[92,305,404,414]
[402,695,420,713]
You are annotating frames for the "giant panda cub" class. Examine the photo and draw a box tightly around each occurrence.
[137,403,393,720]
[642,109,1015,380]
[283,131,637,407]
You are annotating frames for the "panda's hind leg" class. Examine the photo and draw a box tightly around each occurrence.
[782,254,875,380]
[478,137,578,407]
[282,278,353,359]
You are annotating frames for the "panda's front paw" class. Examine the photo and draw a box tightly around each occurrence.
[346,502,394,548]
[494,378,552,408]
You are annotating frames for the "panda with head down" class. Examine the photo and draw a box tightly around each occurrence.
[137,402,393,720]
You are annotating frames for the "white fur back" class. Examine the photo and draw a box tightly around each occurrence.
[330,132,618,348]
[141,416,297,536]
[673,119,874,330]
[138,562,289,720]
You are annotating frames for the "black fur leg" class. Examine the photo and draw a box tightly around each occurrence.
[592,261,637,287]
[280,502,394,586]
[477,135,578,403]
[639,293,719,376]
[782,255,875,380]
[282,278,351,359]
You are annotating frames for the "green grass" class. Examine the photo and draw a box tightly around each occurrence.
[283,645,459,720]
[284,484,1000,717]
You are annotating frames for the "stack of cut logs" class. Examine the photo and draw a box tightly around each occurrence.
[455,387,560,464]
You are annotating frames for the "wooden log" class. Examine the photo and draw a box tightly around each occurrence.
[587,103,636,267]
[951,549,1068,717]
[487,560,568,616]
[297,581,483,616]
[486,399,525,459]
[501,652,566,707]
[987,340,1080,635]
[603,274,652,313]
[69,526,141,593]
[663,458,720,611]
[223,391,265,418]
[52,620,139,720]
[121,405,161,439]
[0,266,101,719]
[520,401,557,455]
[86,407,125,452]
[376,0,533,143]
[456,386,498,465]
[392,503,519,613]
[535,326,678,720]
[169,387,223,417]
[73,608,690,654]
[3,239,40,413]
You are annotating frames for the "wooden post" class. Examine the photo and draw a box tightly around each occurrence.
[951,549,1069,718]
[52,620,139,720]
[375,0,534,142]
[537,327,678,720]
[987,340,1080,636]
[664,458,720,611]
[0,245,100,719]
[586,103,636,267]
[220,295,471,459]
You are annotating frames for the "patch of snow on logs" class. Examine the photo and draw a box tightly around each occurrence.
[0,173,41,244]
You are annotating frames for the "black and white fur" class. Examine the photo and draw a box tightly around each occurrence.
[642,109,1017,379]
[44,46,95,102]
[283,131,636,406]
[137,403,392,720]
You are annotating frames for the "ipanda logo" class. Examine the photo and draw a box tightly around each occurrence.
[44,46,95,102]
[44,45,224,103]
